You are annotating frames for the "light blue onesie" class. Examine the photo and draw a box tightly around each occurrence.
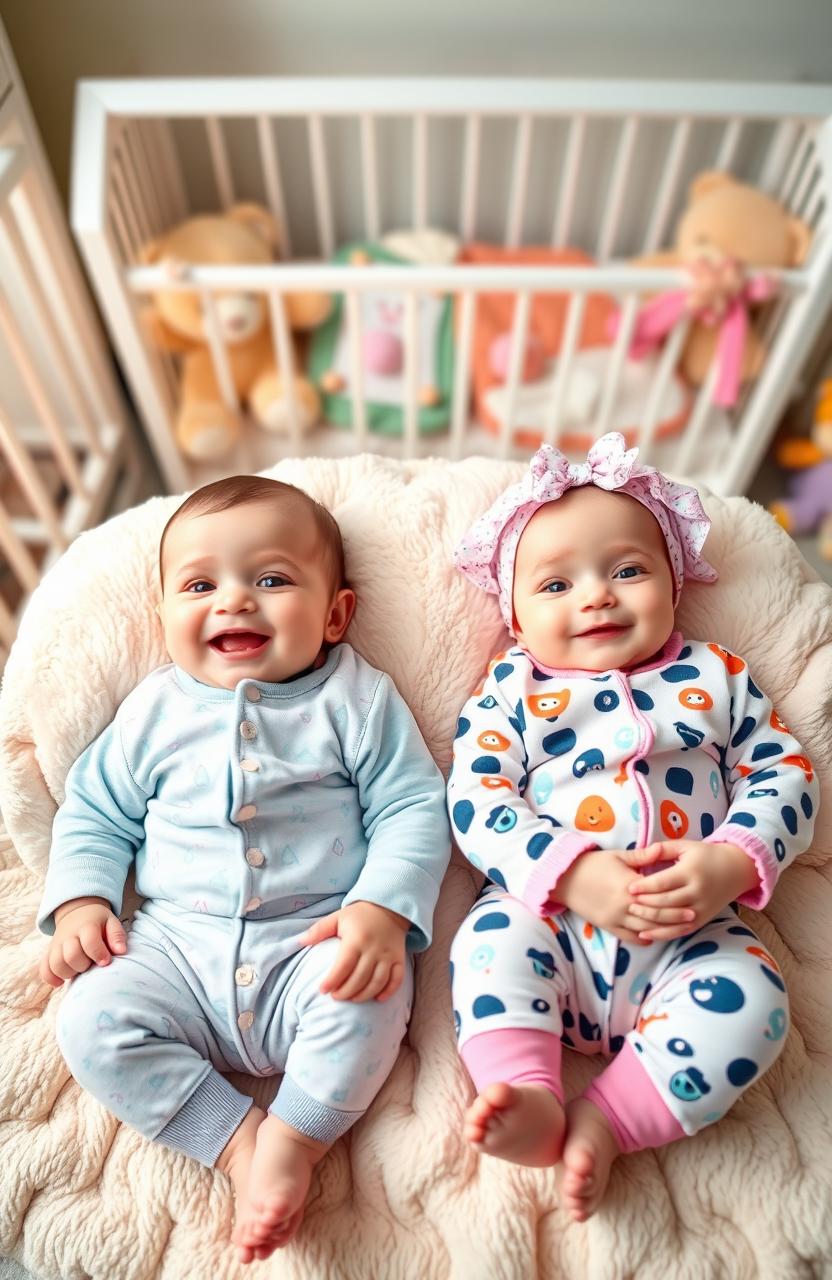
[39,643,450,1165]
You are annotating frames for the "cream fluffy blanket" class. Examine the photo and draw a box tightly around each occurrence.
[1,454,831,1280]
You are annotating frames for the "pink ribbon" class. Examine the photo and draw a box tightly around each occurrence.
[527,434,641,499]
[626,264,777,407]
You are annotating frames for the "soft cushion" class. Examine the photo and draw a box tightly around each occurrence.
[1,454,830,1279]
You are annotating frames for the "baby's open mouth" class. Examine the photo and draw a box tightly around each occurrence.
[209,631,270,655]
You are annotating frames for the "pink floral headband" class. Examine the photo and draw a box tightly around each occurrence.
[454,432,717,627]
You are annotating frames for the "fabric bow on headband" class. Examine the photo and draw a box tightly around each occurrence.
[454,432,717,628]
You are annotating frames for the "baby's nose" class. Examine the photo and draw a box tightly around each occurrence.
[581,578,615,607]
[217,583,254,611]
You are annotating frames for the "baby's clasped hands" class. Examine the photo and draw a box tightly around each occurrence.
[301,900,410,1002]
[625,840,760,942]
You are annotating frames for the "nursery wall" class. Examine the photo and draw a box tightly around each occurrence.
[3,0,832,205]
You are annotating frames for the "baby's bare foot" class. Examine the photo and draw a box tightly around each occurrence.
[232,1113,330,1262]
[215,1104,266,1260]
[464,1082,565,1167]
[557,1097,621,1222]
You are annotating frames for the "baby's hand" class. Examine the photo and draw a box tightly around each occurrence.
[624,840,760,942]
[552,848,695,945]
[300,900,409,1002]
[39,896,127,989]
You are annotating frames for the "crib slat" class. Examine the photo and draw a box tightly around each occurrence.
[413,114,428,229]
[674,359,721,477]
[0,498,40,593]
[543,291,587,446]
[714,118,743,172]
[498,290,532,459]
[460,114,481,242]
[308,115,335,259]
[642,118,691,254]
[0,398,68,550]
[345,289,368,449]
[758,119,800,195]
[206,117,234,208]
[151,119,190,222]
[360,114,380,242]
[0,207,103,457]
[403,291,419,456]
[267,291,301,453]
[597,115,639,261]
[119,128,158,248]
[635,318,691,466]
[111,150,144,259]
[553,115,586,248]
[107,190,132,267]
[506,114,533,249]
[135,122,176,231]
[124,126,165,241]
[451,290,475,459]
[0,287,85,497]
[200,292,240,413]
[805,181,826,230]
[257,116,292,259]
[779,128,815,207]
[594,292,639,438]
[792,153,819,218]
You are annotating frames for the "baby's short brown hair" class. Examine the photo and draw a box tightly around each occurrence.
[159,475,346,592]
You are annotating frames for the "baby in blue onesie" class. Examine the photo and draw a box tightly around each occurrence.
[448,434,817,1223]
[37,474,450,1262]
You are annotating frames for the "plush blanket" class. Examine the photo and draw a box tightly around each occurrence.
[1,454,831,1280]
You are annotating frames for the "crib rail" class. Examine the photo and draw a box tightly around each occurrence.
[71,77,832,496]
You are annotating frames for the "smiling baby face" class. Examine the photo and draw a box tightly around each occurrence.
[511,486,676,673]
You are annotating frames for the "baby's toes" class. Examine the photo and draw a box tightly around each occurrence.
[467,1094,495,1123]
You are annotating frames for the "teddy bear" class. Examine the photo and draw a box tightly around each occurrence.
[631,172,812,396]
[770,378,832,561]
[140,203,332,460]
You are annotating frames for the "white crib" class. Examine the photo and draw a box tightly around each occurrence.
[70,77,832,496]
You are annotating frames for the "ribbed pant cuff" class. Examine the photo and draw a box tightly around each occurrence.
[155,1069,254,1166]
[272,1074,364,1144]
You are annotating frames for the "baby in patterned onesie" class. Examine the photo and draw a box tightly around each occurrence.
[37,474,450,1262]
[448,433,817,1222]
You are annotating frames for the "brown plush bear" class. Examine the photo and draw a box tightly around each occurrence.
[633,172,812,390]
[140,204,332,460]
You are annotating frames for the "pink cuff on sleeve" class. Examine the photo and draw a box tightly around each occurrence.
[523,832,597,916]
[703,823,778,910]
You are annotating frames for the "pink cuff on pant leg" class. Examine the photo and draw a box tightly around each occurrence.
[460,1028,564,1104]
[583,1041,685,1154]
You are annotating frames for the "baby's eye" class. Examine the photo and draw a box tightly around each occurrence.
[614,566,644,580]
[542,580,569,594]
[258,573,290,589]
[186,580,214,593]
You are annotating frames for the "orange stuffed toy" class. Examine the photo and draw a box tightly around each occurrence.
[140,204,331,461]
